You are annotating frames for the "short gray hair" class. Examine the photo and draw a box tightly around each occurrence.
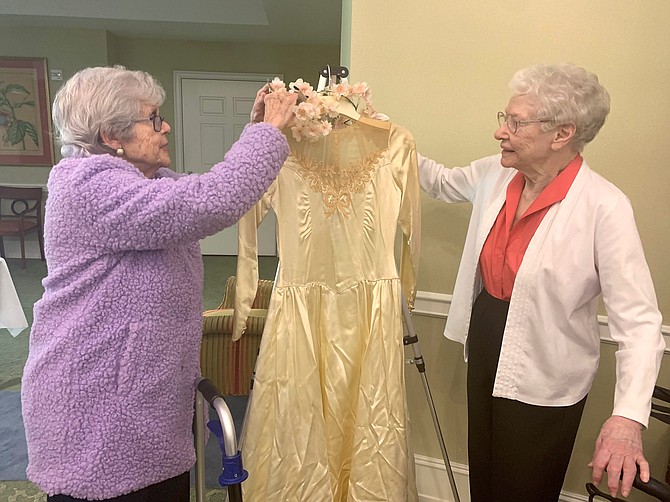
[52,65,166,157]
[509,63,610,152]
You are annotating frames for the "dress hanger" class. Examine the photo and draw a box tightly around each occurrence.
[314,65,360,121]
[316,65,390,129]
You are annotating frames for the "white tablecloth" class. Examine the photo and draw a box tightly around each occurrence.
[0,257,28,337]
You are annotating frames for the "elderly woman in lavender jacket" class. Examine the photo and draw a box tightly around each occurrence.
[20,66,297,502]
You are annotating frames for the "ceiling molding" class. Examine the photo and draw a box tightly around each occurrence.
[0,0,342,45]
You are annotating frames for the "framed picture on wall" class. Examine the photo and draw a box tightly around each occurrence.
[0,57,54,166]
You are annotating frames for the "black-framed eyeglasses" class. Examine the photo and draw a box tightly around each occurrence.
[497,111,551,134]
[135,112,164,132]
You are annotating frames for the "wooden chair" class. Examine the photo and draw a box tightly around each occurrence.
[0,186,45,269]
[201,275,274,395]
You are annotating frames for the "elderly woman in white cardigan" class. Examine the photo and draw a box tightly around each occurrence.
[418,63,664,502]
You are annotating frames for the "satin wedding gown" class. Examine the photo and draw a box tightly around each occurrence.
[232,116,421,501]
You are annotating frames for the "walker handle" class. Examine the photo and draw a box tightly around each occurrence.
[632,471,670,502]
[197,378,222,406]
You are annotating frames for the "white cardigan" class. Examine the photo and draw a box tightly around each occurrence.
[419,154,665,426]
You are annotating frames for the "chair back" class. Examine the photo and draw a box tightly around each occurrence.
[0,186,45,267]
[201,275,275,395]
[218,275,275,309]
[0,186,43,227]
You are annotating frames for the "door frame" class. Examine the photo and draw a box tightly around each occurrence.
[172,71,281,173]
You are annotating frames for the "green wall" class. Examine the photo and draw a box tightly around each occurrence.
[0,27,108,186]
[107,36,339,166]
[0,27,339,186]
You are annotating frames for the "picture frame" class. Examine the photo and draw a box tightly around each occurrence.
[0,57,55,166]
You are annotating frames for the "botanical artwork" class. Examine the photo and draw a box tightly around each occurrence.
[0,58,54,166]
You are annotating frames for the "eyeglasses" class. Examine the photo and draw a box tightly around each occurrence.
[497,111,551,134]
[134,112,165,132]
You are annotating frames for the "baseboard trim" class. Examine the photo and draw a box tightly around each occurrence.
[414,453,589,502]
[414,290,670,354]
[415,454,468,502]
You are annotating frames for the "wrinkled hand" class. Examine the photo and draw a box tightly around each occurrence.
[589,416,648,498]
[249,84,297,129]
[262,91,297,130]
[249,84,270,124]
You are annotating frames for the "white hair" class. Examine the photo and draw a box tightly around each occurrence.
[52,65,166,157]
[509,63,610,152]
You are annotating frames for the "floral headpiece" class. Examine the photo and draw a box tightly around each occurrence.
[269,77,376,142]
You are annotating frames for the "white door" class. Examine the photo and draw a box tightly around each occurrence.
[178,75,278,256]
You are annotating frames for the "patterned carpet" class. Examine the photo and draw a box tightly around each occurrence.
[0,481,44,501]
[0,481,229,501]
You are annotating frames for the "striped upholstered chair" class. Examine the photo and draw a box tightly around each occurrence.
[201,276,274,395]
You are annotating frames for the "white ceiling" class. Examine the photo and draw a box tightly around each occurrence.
[0,0,342,46]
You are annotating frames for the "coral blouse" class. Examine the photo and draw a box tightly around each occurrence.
[480,155,582,301]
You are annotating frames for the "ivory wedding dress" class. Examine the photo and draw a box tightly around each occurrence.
[232,116,421,501]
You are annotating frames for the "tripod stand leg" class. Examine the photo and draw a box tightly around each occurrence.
[402,296,461,502]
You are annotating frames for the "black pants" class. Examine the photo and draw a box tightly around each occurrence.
[47,471,190,502]
[467,289,587,502]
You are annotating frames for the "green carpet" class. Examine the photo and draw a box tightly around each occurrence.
[0,481,229,501]
[0,481,44,501]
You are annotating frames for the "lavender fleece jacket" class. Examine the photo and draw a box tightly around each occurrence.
[21,123,288,499]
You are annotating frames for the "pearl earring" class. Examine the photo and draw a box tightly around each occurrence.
[116,147,125,156]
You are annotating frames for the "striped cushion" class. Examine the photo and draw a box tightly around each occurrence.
[201,276,274,395]
[218,276,275,309]
[200,333,260,395]
[202,308,268,336]
[200,310,267,395]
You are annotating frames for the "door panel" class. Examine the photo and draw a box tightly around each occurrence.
[180,77,277,256]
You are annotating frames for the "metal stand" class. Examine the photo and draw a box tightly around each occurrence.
[401,295,461,502]
[238,363,256,452]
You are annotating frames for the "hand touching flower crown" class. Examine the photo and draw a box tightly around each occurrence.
[269,77,377,142]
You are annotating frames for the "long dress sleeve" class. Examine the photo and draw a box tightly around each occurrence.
[392,127,421,308]
[232,181,276,341]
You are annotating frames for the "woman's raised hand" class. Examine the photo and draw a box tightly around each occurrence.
[250,85,270,124]
[250,84,298,130]
[262,90,298,130]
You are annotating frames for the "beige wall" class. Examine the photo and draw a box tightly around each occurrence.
[348,1,670,499]
[348,0,670,316]
[0,27,339,187]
